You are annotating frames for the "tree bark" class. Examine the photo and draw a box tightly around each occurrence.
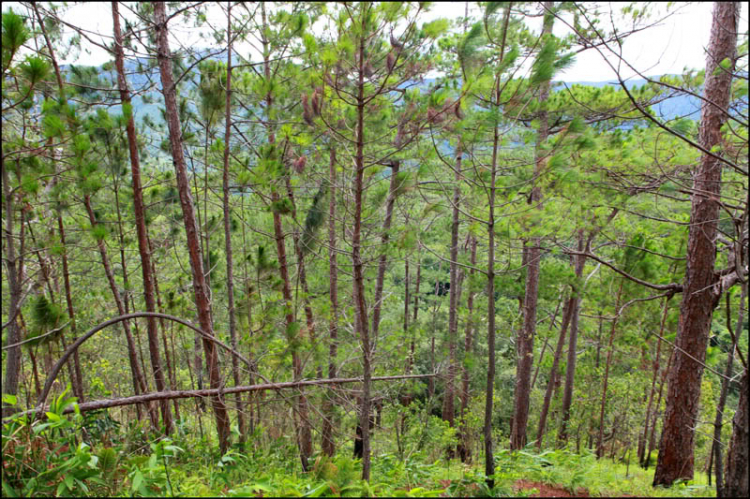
[443,142,462,432]
[353,17,373,480]
[1,156,23,417]
[112,0,172,435]
[536,296,575,450]
[653,1,739,486]
[258,2,312,469]
[713,284,746,496]
[321,145,338,457]
[458,236,477,462]
[219,1,246,446]
[511,0,553,451]
[597,279,624,458]
[371,161,401,351]
[559,231,588,443]
[722,365,748,498]
[153,1,231,453]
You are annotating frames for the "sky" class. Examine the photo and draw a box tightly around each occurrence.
[3,2,749,83]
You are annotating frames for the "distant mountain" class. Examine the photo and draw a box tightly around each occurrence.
[555,78,701,121]
[61,57,701,127]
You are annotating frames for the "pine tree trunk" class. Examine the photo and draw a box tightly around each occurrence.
[1,118,23,415]
[219,2,246,446]
[112,1,172,435]
[638,297,670,466]
[284,174,321,379]
[644,348,674,470]
[354,24,373,481]
[458,236,477,462]
[713,284,746,496]
[83,196,156,426]
[149,245,181,421]
[443,142,462,433]
[485,6,512,484]
[721,365,748,498]
[258,2,312,469]
[511,0,553,450]
[29,5,87,400]
[153,1,231,453]
[484,77,500,489]
[371,161,401,351]
[653,2,739,486]
[321,146,339,457]
[559,232,588,443]
[597,280,624,458]
[57,212,84,402]
[536,297,575,450]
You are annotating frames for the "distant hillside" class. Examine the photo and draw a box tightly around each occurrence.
[555,78,700,121]
[61,58,701,127]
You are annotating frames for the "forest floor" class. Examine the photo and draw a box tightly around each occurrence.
[2,407,716,497]
[513,479,590,497]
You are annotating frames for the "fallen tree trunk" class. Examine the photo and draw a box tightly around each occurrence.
[8,374,437,419]
[34,311,257,414]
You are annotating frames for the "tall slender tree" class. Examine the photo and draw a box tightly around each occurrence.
[511,0,555,450]
[153,0,231,453]
[654,1,740,486]
[111,0,172,435]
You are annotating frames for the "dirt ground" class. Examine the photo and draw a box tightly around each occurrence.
[513,479,591,497]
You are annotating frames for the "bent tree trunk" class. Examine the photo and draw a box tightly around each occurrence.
[83,196,156,427]
[653,1,739,486]
[153,1,231,453]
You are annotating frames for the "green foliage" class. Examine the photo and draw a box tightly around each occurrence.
[2,10,30,63]
[20,56,50,86]
[301,181,328,254]
[90,223,108,241]
[458,22,484,68]
[270,196,294,215]
[23,296,65,347]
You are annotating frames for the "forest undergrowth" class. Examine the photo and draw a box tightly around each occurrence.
[1,388,714,498]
